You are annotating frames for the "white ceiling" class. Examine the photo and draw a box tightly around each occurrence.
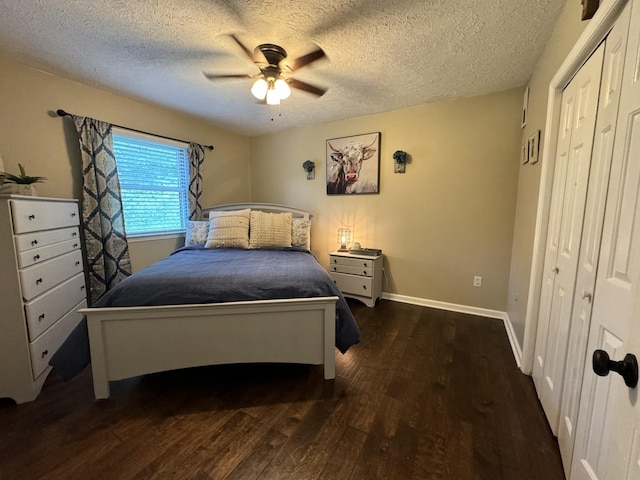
[0,0,566,136]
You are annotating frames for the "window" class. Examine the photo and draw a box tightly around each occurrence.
[112,129,189,236]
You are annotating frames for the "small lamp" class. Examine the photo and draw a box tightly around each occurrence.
[337,228,352,252]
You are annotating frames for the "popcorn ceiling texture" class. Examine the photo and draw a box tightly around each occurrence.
[0,0,565,136]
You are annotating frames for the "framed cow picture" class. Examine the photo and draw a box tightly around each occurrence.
[326,132,381,195]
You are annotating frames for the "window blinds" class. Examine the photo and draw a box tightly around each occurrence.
[112,131,189,236]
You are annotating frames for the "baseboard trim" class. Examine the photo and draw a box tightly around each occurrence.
[381,292,523,368]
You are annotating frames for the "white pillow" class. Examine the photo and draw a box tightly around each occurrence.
[249,211,292,249]
[291,219,311,249]
[205,209,251,249]
[185,220,209,246]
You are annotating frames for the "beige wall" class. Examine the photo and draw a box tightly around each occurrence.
[506,0,589,345]
[0,55,251,271]
[250,89,523,311]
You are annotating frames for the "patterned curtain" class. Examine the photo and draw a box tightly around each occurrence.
[188,143,205,220]
[73,116,132,304]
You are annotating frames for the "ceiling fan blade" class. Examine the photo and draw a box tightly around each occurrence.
[287,48,326,72]
[229,34,255,62]
[288,78,327,97]
[203,73,253,81]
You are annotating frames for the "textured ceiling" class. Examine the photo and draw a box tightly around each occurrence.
[0,0,565,136]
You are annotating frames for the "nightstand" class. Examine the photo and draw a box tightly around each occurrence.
[329,251,383,307]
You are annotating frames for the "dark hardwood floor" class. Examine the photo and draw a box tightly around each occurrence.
[0,300,565,480]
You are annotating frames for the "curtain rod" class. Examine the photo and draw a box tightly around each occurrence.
[56,109,214,151]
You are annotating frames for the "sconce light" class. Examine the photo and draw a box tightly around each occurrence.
[302,160,315,180]
[393,150,409,173]
[337,228,352,252]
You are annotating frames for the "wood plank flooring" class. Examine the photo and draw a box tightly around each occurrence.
[0,300,565,479]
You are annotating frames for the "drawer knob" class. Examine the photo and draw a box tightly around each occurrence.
[363,262,369,267]
[333,267,337,271]
[35,278,43,285]
[28,214,36,220]
[41,350,49,359]
[38,314,45,321]
[81,285,85,290]
[33,254,40,261]
[363,270,367,275]
[363,285,367,290]
[75,261,80,266]
[72,232,77,237]
[71,212,76,217]
[73,243,79,248]
[31,239,38,246]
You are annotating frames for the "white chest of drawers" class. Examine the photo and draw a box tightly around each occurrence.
[329,252,383,307]
[0,195,87,403]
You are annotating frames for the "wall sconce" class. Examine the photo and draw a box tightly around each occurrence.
[302,160,315,180]
[337,228,352,251]
[393,150,408,173]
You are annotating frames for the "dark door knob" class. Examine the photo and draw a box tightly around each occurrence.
[592,350,638,388]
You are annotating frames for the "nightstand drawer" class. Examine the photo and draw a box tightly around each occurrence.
[329,264,373,277]
[331,272,373,298]
[330,255,375,269]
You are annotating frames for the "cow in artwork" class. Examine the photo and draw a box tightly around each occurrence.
[326,136,378,194]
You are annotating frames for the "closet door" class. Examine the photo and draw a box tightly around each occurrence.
[558,4,631,472]
[570,1,640,476]
[532,43,605,433]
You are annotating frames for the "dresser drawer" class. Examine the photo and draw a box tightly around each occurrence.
[25,273,86,342]
[17,238,81,269]
[14,226,79,253]
[330,255,376,270]
[29,299,86,380]
[19,250,84,301]
[330,272,373,298]
[10,199,79,234]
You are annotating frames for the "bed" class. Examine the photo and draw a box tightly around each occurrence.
[72,203,359,399]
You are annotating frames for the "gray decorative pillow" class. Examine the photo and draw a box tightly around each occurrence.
[205,209,251,249]
[249,211,292,249]
[291,219,311,249]
[185,220,209,246]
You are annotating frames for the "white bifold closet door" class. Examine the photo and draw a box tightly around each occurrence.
[532,41,605,434]
[570,0,640,477]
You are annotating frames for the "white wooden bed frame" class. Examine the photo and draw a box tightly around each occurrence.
[80,203,337,400]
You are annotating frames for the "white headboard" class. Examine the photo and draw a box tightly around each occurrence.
[201,203,312,221]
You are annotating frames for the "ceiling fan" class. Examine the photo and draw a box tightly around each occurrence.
[203,34,327,105]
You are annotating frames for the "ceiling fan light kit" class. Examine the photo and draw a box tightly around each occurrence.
[204,35,327,107]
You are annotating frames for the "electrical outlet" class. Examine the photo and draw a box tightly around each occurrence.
[473,276,482,287]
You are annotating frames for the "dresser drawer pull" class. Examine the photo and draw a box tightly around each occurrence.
[38,314,45,321]
[362,285,367,290]
[33,254,40,261]
[35,278,43,285]
[72,232,77,237]
[81,285,85,291]
[332,258,337,263]
[332,266,337,271]
[363,262,369,267]
[73,243,79,248]
[75,261,80,267]
[28,214,36,220]
[71,212,76,217]
[41,350,49,359]
[31,239,38,246]
[363,270,367,275]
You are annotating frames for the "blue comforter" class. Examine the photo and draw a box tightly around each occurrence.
[51,246,360,379]
[94,245,360,352]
